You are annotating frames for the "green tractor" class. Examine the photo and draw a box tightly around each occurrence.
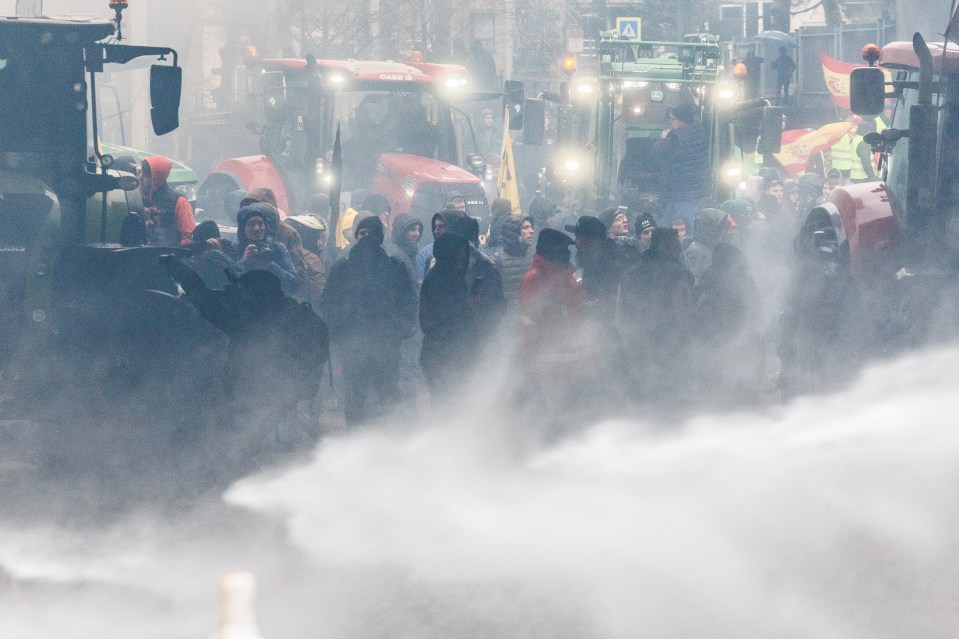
[532,32,779,211]
[0,13,187,360]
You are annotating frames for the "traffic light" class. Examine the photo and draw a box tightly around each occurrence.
[562,54,577,75]
[504,79,524,130]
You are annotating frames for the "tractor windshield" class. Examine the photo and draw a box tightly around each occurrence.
[338,89,452,189]
[0,52,68,153]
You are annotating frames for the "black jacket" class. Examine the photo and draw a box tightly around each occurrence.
[319,235,417,346]
[419,233,472,379]
[656,122,712,202]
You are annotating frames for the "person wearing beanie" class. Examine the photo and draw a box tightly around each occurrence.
[566,215,620,319]
[319,212,417,426]
[636,214,656,251]
[517,228,585,390]
[486,197,514,251]
[353,214,386,244]
[236,203,301,295]
[598,207,630,239]
[362,194,393,233]
[492,215,534,304]
[527,195,558,243]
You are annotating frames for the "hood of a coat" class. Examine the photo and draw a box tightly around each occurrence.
[236,202,281,247]
[528,196,557,226]
[142,156,172,197]
[390,213,423,247]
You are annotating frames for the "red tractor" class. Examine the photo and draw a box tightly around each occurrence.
[780,30,959,395]
[196,55,502,231]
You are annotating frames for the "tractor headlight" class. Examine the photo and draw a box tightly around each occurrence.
[720,161,743,185]
[468,153,486,170]
[175,183,198,202]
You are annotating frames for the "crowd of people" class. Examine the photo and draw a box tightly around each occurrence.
[142,112,873,459]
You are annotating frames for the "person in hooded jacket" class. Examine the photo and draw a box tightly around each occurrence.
[692,242,764,404]
[418,232,473,397]
[485,197,514,251]
[286,215,328,306]
[189,220,237,290]
[417,211,448,282]
[617,227,695,398]
[518,229,585,373]
[236,203,301,295]
[527,195,558,243]
[141,156,196,246]
[492,215,535,305]
[566,215,621,320]
[319,216,418,425]
[388,212,424,284]
[448,215,506,334]
[165,257,329,463]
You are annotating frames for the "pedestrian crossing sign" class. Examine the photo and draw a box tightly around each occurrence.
[615,17,642,42]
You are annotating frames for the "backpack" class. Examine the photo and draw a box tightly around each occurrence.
[280,300,331,400]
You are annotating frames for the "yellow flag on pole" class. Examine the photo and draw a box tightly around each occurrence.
[497,109,522,214]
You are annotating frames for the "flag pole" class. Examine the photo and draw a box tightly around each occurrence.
[325,124,342,265]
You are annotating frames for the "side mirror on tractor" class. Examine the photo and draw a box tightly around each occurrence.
[850,67,886,116]
[757,105,783,154]
[504,79,525,130]
[150,64,182,135]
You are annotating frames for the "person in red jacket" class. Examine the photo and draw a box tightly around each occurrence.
[140,155,195,246]
[517,229,586,392]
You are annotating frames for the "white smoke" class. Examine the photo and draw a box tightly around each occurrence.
[2,345,958,638]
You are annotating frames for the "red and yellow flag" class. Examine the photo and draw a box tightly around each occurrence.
[496,109,522,214]
[820,51,892,109]
[773,122,855,176]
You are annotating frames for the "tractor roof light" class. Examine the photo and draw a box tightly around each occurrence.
[862,43,881,66]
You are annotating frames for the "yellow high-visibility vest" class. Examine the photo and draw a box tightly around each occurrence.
[830,134,855,171]
[849,135,869,180]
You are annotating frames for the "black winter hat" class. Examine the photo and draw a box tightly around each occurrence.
[191,220,221,245]
[636,214,656,233]
[362,193,391,216]
[447,215,481,245]
[536,228,574,256]
[565,215,606,241]
[598,207,621,232]
[354,214,385,244]
[239,269,284,299]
